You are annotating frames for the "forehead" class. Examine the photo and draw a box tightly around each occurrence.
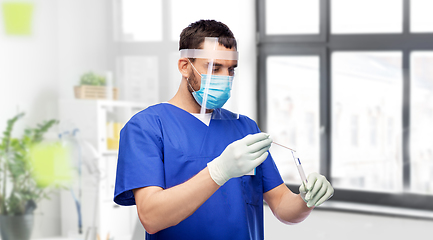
[196,58,238,68]
[196,43,238,67]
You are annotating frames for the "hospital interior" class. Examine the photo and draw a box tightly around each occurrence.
[1,0,433,239]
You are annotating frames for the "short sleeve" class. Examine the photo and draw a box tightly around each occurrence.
[261,154,284,193]
[113,111,165,206]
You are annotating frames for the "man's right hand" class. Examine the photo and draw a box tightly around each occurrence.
[207,132,272,186]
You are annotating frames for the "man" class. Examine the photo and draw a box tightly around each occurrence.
[114,20,333,240]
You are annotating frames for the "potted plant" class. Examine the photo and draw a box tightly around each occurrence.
[0,113,60,240]
[74,71,118,100]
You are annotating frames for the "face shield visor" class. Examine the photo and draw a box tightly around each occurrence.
[180,37,239,120]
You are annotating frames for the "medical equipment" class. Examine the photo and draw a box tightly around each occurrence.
[59,129,82,234]
[180,37,239,120]
[272,141,296,152]
[272,142,307,188]
[291,151,308,189]
[60,128,102,240]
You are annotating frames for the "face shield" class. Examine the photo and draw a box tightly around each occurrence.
[180,37,239,120]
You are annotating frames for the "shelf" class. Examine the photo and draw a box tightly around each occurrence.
[58,99,145,239]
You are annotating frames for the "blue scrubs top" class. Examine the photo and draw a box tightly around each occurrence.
[114,103,283,240]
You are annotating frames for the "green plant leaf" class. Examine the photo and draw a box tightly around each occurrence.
[0,112,60,215]
[80,72,107,86]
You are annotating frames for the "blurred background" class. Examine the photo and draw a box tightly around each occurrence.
[0,0,432,239]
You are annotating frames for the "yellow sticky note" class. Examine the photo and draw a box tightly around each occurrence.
[30,142,73,187]
[2,2,34,35]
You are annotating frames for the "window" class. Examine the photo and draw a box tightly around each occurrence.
[119,56,159,103]
[332,52,403,192]
[169,0,249,41]
[266,56,320,184]
[410,0,433,33]
[257,0,433,212]
[114,0,256,110]
[120,0,162,41]
[265,0,320,35]
[410,51,433,195]
[350,115,359,147]
[331,0,403,34]
[258,0,326,42]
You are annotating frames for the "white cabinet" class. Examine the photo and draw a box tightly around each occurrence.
[58,99,147,240]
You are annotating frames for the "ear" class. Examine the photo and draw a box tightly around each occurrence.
[178,58,190,78]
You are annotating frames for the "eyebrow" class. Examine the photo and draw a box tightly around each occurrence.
[212,63,238,68]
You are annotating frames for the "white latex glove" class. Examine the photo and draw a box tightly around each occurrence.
[207,132,272,186]
[299,172,334,208]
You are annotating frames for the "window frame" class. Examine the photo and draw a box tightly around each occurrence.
[257,0,433,213]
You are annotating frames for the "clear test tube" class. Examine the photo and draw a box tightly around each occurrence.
[271,142,308,188]
[291,151,308,188]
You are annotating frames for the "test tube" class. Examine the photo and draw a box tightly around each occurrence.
[272,142,308,187]
[291,151,308,188]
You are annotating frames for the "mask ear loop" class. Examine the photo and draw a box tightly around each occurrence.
[187,59,209,110]
[188,59,202,76]
[186,59,201,93]
[186,77,196,93]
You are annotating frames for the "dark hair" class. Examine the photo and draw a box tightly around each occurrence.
[179,20,237,51]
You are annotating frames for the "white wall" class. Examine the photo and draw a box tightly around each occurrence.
[264,205,432,240]
[57,0,111,101]
[0,0,110,238]
[0,0,110,130]
[0,0,59,136]
[0,0,60,237]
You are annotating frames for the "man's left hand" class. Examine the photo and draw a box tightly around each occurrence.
[299,172,334,208]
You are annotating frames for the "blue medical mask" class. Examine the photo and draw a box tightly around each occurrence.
[189,61,234,109]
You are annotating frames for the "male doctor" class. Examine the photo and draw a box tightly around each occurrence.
[114,19,334,240]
